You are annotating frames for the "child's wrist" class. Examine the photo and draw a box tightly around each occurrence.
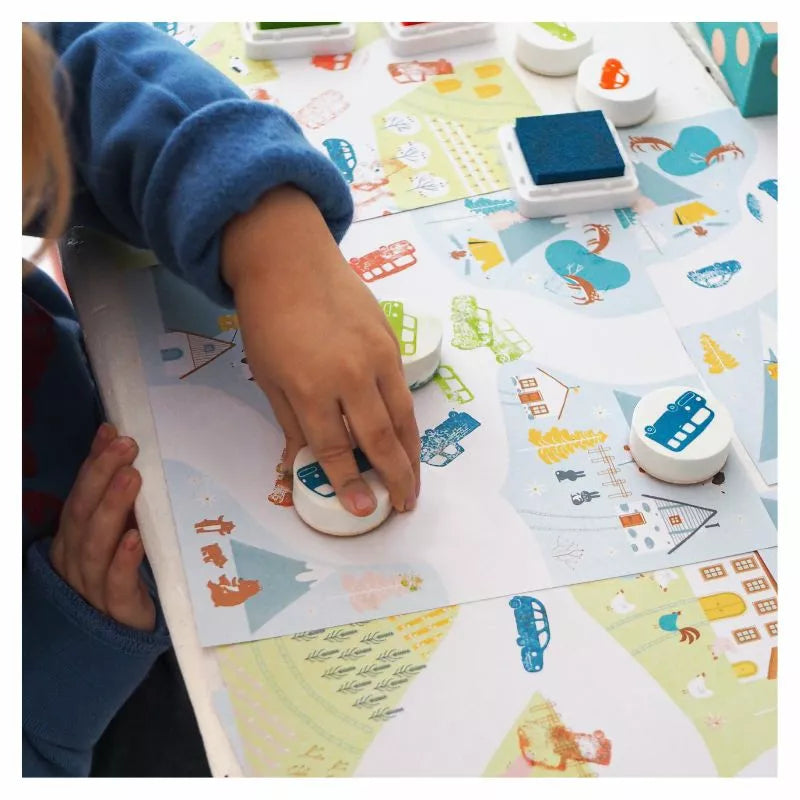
[221,184,342,293]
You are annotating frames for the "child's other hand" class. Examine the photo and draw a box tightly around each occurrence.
[223,187,420,519]
[49,423,155,632]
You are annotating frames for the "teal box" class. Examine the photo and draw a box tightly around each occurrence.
[697,22,778,117]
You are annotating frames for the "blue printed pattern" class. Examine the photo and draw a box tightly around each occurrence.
[687,260,741,289]
[509,595,551,673]
[420,411,480,467]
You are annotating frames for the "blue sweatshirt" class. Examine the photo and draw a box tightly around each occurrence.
[22,22,353,777]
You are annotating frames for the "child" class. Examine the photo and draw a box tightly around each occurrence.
[22,22,420,777]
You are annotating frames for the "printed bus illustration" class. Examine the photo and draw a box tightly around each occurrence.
[490,322,532,364]
[387,58,454,84]
[419,411,480,467]
[509,595,551,673]
[296,448,373,497]
[433,365,474,404]
[322,138,357,183]
[381,300,418,356]
[644,390,715,452]
[294,89,349,130]
[451,296,494,349]
[451,296,531,364]
[349,240,418,283]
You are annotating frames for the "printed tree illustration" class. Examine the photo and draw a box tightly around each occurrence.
[410,172,449,198]
[341,572,424,613]
[215,603,459,776]
[395,141,430,168]
[551,536,585,569]
[528,428,608,465]
[382,111,420,135]
[700,333,739,374]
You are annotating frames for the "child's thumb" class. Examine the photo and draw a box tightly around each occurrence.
[106,530,156,632]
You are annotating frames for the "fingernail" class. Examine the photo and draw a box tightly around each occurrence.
[345,489,376,516]
[404,493,417,512]
[112,437,136,454]
[95,423,114,444]
[114,470,133,491]
[125,530,141,551]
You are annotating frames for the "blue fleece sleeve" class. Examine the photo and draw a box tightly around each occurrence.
[23,539,171,776]
[50,22,354,306]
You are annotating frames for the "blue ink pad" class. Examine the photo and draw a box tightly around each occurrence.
[514,110,626,185]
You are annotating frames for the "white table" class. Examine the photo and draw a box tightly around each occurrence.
[61,22,737,777]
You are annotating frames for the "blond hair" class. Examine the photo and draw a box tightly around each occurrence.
[22,24,72,247]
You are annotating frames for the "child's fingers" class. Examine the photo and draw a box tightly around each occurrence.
[105,530,156,632]
[293,396,378,518]
[377,368,421,501]
[80,466,142,598]
[63,436,139,530]
[88,422,117,460]
[343,384,416,514]
[259,379,306,473]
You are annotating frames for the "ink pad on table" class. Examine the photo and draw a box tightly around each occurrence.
[255,22,340,30]
[628,387,734,484]
[383,22,495,56]
[498,110,639,218]
[293,446,392,536]
[241,22,357,59]
[515,111,625,184]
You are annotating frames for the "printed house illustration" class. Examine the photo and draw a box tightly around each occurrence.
[512,370,575,421]
[617,495,717,555]
[159,331,234,379]
[684,553,777,682]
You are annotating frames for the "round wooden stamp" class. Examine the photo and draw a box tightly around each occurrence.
[575,52,657,127]
[293,446,392,536]
[381,300,443,389]
[515,22,593,76]
[629,387,733,484]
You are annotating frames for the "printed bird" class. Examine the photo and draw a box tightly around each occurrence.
[683,672,714,699]
[658,610,701,644]
[607,589,636,615]
[651,569,679,592]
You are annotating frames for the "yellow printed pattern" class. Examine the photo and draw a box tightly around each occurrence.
[389,606,459,660]
[700,333,739,374]
[218,605,458,776]
[528,428,608,465]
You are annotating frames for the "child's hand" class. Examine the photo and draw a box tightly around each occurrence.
[49,423,155,632]
[223,187,421,519]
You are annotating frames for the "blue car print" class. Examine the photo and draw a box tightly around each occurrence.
[322,138,357,183]
[644,391,715,452]
[509,595,551,673]
[296,448,372,497]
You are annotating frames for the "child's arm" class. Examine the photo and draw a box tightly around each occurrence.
[49,22,418,514]
[23,424,169,777]
[221,186,420,514]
